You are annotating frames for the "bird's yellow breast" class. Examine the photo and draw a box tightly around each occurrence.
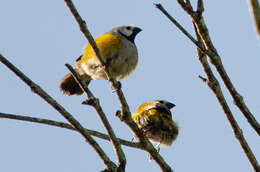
[77,33,121,63]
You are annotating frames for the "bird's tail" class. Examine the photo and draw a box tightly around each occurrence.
[60,73,91,96]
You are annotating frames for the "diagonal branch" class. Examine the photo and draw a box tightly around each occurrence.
[176,0,193,15]
[155,3,259,171]
[191,1,260,137]
[0,112,141,149]
[193,23,259,172]
[63,0,132,122]
[65,64,126,170]
[0,54,116,171]
[64,0,174,171]
[247,0,260,41]
[154,3,216,63]
[155,2,260,136]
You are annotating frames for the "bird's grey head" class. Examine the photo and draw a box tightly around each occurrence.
[110,25,142,43]
[155,100,176,110]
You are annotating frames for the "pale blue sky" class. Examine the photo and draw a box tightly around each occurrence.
[1,1,259,171]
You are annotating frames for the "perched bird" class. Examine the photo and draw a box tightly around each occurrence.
[60,25,142,95]
[132,100,179,151]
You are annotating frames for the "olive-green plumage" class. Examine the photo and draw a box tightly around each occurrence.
[132,100,178,147]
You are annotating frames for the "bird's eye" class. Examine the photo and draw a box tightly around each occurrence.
[126,26,131,30]
[158,100,164,103]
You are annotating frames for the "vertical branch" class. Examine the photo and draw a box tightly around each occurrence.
[248,0,260,41]
[0,54,116,171]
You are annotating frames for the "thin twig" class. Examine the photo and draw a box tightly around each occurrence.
[65,64,126,170]
[196,0,204,15]
[154,3,216,59]
[64,0,130,122]
[198,75,207,82]
[0,112,141,149]
[155,2,260,137]
[193,22,259,172]
[191,1,260,137]
[64,1,174,171]
[0,54,116,171]
[155,2,259,171]
[185,0,192,10]
[247,0,260,41]
[176,0,194,15]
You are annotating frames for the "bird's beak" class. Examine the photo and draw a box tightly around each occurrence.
[134,27,142,34]
[166,102,175,109]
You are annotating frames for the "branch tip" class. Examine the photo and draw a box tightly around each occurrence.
[82,98,96,106]
[198,75,207,82]
[153,3,162,9]
[115,110,125,121]
[185,0,192,9]
[197,0,204,15]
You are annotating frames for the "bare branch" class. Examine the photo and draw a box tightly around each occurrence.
[176,0,194,14]
[193,22,259,172]
[155,2,259,170]
[154,3,216,60]
[0,54,116,171]
[196,0,204,15]
[191,5,260,137]
[185,0,192,10]
[155,2,260,137]
[0,112,141,149]
[247,0,260,41]
[64,1,174,171]
[65,64,126,170]
[198,75,207,82]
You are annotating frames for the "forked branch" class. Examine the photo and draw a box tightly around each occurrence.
[0,112,141,149]
[155,2,259,171]
[64,0,174,171]
[0,54,117,171]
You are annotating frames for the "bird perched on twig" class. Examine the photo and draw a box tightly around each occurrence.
[132,100,179,153]
[60,25,142,95]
